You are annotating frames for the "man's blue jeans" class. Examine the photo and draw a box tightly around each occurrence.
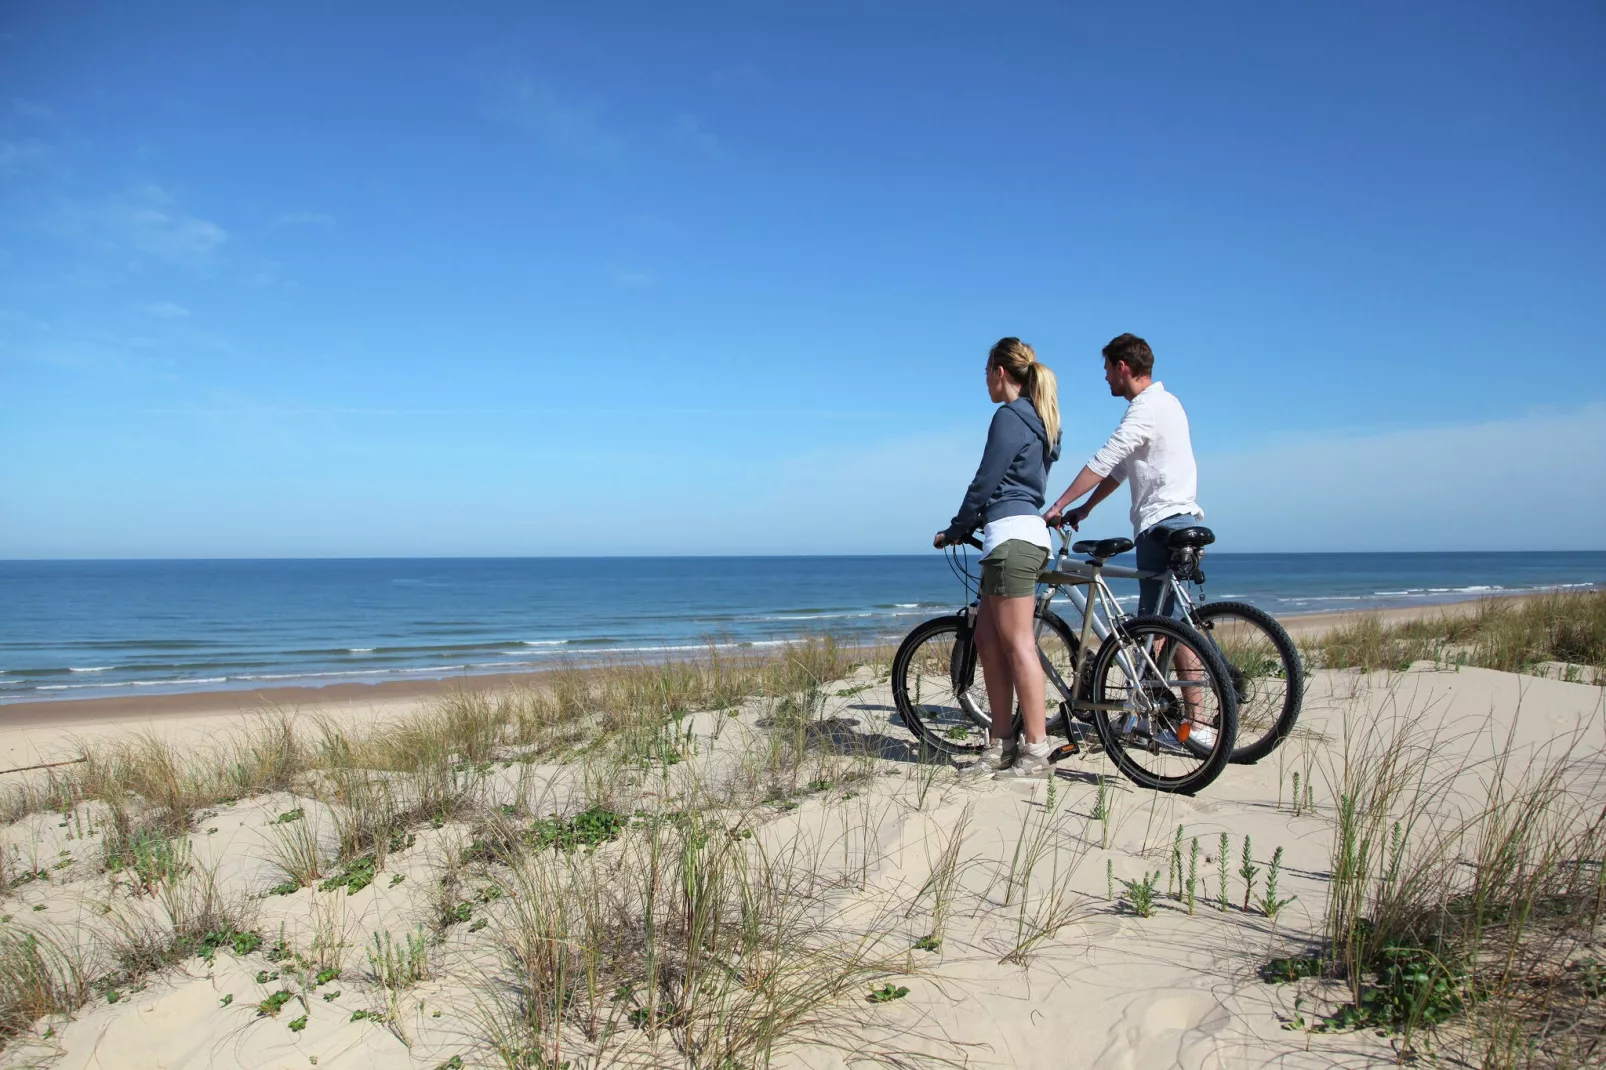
[1135,513,1203,617]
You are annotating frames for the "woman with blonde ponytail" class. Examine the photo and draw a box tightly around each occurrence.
[934,338,1063,779]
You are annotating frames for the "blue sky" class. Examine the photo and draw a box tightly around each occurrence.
[1,1,1602,557]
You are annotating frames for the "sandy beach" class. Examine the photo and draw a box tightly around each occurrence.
[2,596,1602,1069]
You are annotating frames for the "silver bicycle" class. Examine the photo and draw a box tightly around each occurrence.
[891,528,1241,795]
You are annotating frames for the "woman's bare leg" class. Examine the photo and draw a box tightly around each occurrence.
[991,594,1047,744]
[974,597,1017,743]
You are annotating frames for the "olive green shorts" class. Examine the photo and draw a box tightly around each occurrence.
[979,539,1049,598]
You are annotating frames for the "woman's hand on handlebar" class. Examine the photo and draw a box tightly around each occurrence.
[935,530,983,550]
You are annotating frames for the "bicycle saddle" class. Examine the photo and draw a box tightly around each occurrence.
[1163,525,1215,549]
[1072,537,1135,560]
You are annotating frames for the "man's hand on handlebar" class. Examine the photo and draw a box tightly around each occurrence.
[1044,505,1090,531]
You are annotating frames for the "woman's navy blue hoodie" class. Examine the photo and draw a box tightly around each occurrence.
[943,396,1061,543]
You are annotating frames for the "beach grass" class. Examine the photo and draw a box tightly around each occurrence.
[1304,590,1606,677]
[1297,673,1606,1063]
[0,636,957,1063]
[5,604,1605,1065]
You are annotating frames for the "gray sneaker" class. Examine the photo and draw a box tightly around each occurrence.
[960,738,1016,776]
[995,744,1053,780]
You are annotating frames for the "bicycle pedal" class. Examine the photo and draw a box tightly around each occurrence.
[1048,742,1080,763]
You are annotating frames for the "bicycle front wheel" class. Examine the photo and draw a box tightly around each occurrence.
[1088,614,1238,795]
[891,614,992,756]
[1192,601,1304,765]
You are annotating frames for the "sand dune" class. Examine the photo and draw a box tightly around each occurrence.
[1,656,1602,1069]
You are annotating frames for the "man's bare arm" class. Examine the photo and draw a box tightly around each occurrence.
[1083,474,1122,512]
[1045,465,1104,524]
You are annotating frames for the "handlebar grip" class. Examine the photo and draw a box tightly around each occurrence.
[937,532,985,550]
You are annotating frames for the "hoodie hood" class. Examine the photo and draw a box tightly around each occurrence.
[1005,396,1061,464]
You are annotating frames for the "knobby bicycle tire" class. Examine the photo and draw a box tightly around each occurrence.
[1087,613,1239,795]
[1191,601,1304,765]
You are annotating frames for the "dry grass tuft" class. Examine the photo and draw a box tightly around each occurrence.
[1307,591,1606,676]
[1306,681,1606,1065]
[475,808,912,1069]
[0,636,901,1061]
[0,928,90,1048]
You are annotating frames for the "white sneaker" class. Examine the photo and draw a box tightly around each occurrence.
[1154,722,1219,753]
[1118,713,1150,739]
[994,740,1053,780]
[960,738,1015,776]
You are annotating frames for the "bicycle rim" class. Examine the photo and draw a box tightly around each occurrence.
[1089,615,1237,794]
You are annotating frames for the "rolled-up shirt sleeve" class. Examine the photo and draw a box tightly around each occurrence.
[1087,397,1152,479]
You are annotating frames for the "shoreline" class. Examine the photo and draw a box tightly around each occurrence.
[0,589,1571,730]
[1274,593,1532,639]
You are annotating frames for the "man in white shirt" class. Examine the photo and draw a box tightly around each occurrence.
[1044,333,1203,618]
[1046,333,1215,750]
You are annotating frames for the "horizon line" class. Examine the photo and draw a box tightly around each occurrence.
[5,549,1606,563]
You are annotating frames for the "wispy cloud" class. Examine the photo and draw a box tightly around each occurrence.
[144,301,190,319]
[727,403,1606,553]
[1199,404,1606,551]
[12,98,56,122]
[122,189,227,260]
[489,79,618,156]
[50,185,228,264]
[0,137,56,176]
[270,210,336,230]
[248,260,297,290]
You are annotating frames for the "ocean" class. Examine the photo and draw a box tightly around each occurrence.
[2,552,1602,703]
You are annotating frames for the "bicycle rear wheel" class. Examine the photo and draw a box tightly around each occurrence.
[1192,601,1304,765]
[891,614,992,756]
[1088,614,1238,795]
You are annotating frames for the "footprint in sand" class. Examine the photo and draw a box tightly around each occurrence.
[1092,990,1231,1070]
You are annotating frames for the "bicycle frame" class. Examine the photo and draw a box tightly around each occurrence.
[1036,535,1200,640]
[1034,558,1156,716]
[947,534,1204,732]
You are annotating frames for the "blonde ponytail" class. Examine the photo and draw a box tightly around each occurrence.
[1026,362,1060,447]
[988,337,1060,447]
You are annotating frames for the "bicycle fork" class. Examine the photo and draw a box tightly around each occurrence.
[951,603,993,731]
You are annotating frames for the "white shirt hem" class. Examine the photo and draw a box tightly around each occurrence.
[981,514,1052,558]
